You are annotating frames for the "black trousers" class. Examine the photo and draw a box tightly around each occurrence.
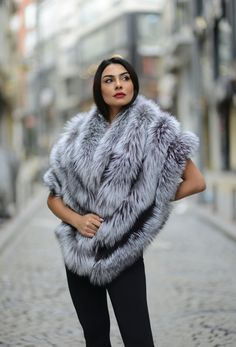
[65,257,155,347]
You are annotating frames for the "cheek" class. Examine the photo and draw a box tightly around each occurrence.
[128,83,134,98]
[101,86,112,99]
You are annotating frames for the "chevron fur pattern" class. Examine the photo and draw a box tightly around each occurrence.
[44,95,199,285]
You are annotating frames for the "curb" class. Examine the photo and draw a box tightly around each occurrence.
[0,188,47,255]
[192,204,236,242]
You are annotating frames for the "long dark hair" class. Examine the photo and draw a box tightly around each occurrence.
[93,57,139,119]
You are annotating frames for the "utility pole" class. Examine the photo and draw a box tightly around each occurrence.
[191,1,206,203]
[35,0,43,158]
[191,4,205,171]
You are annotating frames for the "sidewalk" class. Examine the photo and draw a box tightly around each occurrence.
[0,187,46,255]
[1,187,236,346]
[192,202,236,242]
[193,170,236,242]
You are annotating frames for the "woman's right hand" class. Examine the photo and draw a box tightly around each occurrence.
[47,194,103,238]
[74,213,104,238]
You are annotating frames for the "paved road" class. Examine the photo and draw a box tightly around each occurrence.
[0,192,236,347]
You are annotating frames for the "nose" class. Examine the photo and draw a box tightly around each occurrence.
[115,78,122,89]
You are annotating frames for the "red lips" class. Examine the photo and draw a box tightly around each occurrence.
[114,93,126,98]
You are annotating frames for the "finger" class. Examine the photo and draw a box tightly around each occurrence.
[87,224,98,232]
[91,214,104,222]
[86,226,97,234]
[90,220,102,228]
[79,230,94,238]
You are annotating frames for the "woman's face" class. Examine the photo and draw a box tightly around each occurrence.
[101,64,134,112]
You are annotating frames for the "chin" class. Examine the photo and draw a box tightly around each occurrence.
[115,98,132,106]
[114,102,129,109]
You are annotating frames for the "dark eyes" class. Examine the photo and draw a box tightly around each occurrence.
[104,75,131,83]
[104,78,113,83]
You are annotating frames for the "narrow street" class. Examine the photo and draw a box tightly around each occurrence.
[0,190,236,347]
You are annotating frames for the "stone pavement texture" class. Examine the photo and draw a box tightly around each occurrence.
[0,190,236,347]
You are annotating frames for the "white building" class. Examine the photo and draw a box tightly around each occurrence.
[31,0,166,145]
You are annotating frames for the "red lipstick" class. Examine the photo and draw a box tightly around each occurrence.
[114,92,126,98]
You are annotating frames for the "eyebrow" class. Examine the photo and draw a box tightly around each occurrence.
[102,72,130,79]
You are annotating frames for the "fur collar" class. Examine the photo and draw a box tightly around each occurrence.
[44,95,198,285]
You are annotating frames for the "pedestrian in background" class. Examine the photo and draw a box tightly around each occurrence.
[44,56,206,347]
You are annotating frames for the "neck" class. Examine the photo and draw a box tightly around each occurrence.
[108,106,122,123]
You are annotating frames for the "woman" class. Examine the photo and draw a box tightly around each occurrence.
[44,57,206,347]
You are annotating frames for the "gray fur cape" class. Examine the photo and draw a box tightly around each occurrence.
[44,95,198,285]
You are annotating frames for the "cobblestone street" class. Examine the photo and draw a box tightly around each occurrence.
[0,190,236,347]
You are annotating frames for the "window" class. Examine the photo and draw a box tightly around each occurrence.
[79,18,127,63]
[175,0,191,31]
[218,19,232,75]
[137,14,161,45]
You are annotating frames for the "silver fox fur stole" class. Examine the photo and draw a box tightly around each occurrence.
[43,95,199,285]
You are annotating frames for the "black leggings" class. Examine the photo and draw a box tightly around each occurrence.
[65,257,155,347]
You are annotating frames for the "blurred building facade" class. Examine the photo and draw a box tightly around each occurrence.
[14,0,37,157]
[0,0,19,217]
[0,0,236,222]
[0,0,18,149]
[20,0,166,150]
[159,0,236,221]
[159,0,236,172]
[75,0,165,110]
[20,0,81,152]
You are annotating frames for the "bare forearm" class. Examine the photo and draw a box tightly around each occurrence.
[174,180,202,201]
[47,193,103,238]
[47,194,81,228]
[174,159,206,201]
